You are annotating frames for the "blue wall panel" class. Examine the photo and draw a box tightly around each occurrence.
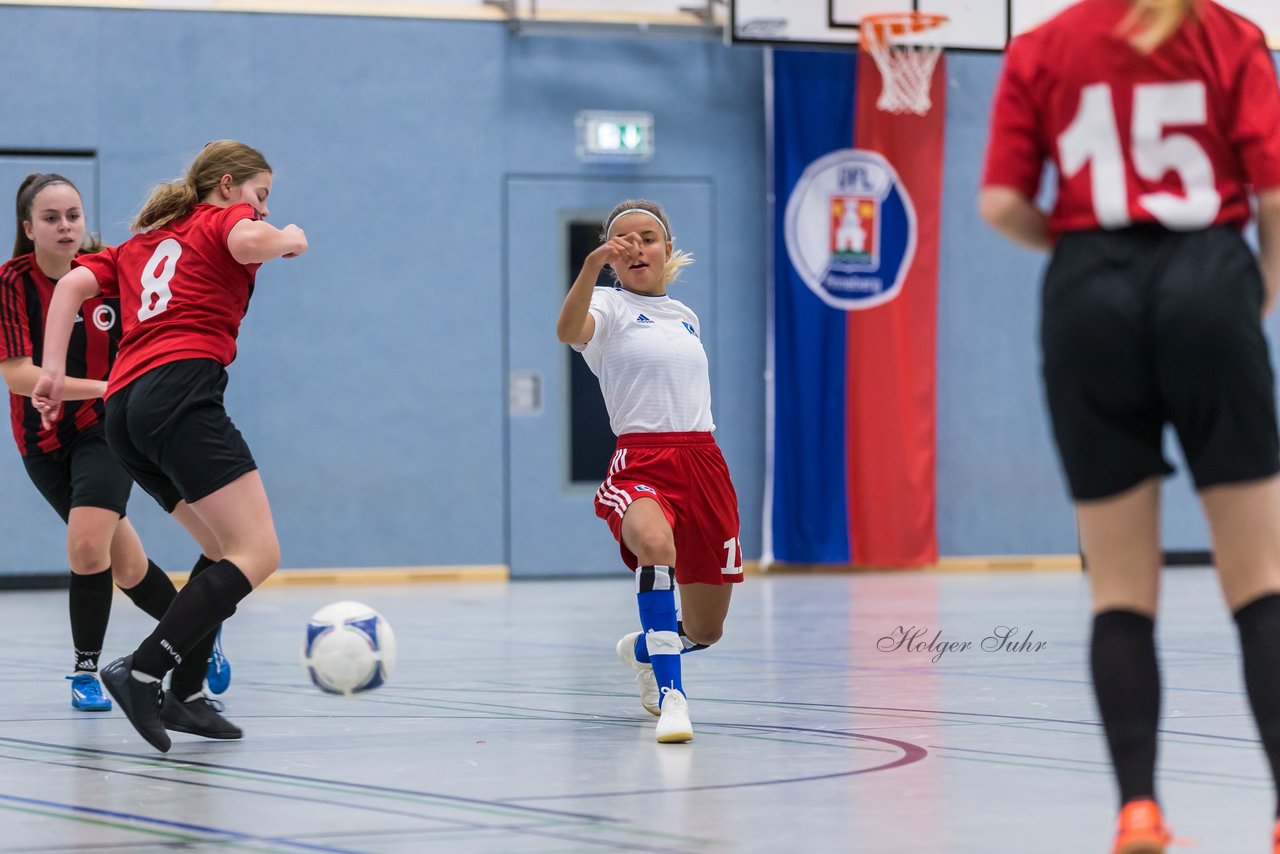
[0,8,765,574]
[1,5,1258,574]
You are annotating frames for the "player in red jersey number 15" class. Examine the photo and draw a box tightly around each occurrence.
[981,1,1280,851]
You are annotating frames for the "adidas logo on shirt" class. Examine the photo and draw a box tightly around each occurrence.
[635,314,655,324]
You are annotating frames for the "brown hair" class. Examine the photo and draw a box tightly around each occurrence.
[601,199,694,286]
[13,173,82,259]
[132,139,271,232]
[1120,0,1196,53]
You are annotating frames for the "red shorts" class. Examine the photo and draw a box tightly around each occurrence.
[593,431,743,585]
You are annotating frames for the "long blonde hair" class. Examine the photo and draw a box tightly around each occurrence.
[1119,0,1196,53]
[602,199,694,286]
[132,140,271,232]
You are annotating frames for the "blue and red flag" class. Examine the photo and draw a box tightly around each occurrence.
[768,49,944,567]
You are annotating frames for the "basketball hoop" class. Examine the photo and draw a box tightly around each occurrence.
[860,12,948,116]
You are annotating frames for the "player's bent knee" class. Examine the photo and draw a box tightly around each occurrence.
[682,622,724,647]
[67,537,110,575]
[631,534,676,566]
[110,560,147,588]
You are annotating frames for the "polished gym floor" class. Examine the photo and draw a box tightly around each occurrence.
[0,569,1271,853]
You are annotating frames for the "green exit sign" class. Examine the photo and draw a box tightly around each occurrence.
[576,111,654,162]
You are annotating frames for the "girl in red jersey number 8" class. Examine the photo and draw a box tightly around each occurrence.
[981,1,1280,850]
[34,140,307,752]
[557,199,743,745]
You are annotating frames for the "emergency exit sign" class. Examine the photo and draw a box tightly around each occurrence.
[576,111,654,162]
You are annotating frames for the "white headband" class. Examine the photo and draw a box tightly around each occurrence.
[606,208,669,239]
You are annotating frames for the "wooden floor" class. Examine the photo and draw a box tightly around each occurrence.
[0,569,1272,852]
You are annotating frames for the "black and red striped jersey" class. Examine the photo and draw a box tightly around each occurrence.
[0,252,121,457]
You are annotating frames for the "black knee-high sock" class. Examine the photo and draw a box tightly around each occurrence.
[131,559,251,680]
[170,555,223,699]
[69,568,114,673]
[1234,593,1280,817]
[1091,610,1161,808]
[119,560,177,621]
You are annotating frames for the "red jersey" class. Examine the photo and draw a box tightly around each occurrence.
[983,0,1280,236]
[0,253,120,456]
[74,203,261,397]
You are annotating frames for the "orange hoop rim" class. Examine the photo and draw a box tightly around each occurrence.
[859,11,949,48]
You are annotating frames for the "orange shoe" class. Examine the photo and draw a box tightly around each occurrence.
[1272,818,1279,854]
[1111,799,1171,854]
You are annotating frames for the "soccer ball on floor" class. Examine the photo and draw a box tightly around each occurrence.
[302,601,396,696]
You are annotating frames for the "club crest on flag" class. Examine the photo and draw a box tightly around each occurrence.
[831,195,877,263]
[784,148,916,311]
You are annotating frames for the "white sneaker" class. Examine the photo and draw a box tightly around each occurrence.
[655,687,693,744]
[617,632,661,716]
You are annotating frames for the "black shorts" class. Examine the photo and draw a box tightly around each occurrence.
[1041,225,1280,501]
[21,424,132,523]
[104,359,257,513]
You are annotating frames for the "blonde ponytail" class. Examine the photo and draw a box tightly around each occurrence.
[131,140,271,233]
[131,181,199,232]
[663,249,695,286]
[1120,0,1196,53]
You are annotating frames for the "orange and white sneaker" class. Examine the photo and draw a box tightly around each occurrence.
[1271,818,1279,854]
[1111,799,1171,854]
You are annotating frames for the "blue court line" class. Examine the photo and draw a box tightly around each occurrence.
[0,791,364,854]
[0,748,580,833]
[0,748,717,853]
[0,735,619,823]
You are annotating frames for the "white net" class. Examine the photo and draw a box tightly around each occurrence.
[861,13,948,116]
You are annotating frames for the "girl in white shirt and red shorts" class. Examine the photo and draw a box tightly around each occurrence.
[557,199,742,744]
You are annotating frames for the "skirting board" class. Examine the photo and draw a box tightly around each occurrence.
[167,565,509,587]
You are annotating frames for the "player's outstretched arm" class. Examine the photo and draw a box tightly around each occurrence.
[0,357,106,400]
[227,219,308,265]
[33,266,102,427]
[556,234,641,345]
[979,186,1051,252]
[1258,188,1280,316]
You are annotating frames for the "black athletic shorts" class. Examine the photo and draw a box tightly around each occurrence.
[104,358,257,513]
[21,424,132,523]
[1041,225,1280,501]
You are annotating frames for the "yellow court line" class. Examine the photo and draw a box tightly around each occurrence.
[154,555,1081,588]
[758,555,1082,574]
[167,565,509,587]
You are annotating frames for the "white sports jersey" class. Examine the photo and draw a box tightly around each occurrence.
[574,287,714,435]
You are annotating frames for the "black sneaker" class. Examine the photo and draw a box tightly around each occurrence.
[100,656,171,753]
[160,691,243,740]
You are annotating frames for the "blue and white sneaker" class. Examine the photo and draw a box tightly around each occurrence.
[67,672,112,712]
[206,626,230,695]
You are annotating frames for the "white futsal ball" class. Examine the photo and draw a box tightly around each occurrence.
[302,601,396,696]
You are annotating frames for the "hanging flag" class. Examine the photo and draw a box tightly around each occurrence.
[768,49,944,567]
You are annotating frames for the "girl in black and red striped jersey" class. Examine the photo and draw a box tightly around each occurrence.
[981,1,1280,850]
[0,173,218,715]
[34,141,306,753]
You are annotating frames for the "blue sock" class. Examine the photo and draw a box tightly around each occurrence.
[635,565,682,703]
[634,611,710,663]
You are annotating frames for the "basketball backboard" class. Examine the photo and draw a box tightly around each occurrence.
[729,0,1280,50]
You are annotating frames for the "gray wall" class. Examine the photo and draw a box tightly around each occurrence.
[0,6,1256,575]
